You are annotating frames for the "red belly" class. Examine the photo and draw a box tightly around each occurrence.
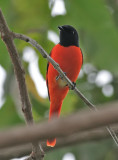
[47,44,83,102]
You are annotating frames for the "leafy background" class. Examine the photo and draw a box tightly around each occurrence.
[0,0,118,159]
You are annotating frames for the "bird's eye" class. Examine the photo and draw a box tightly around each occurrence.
[72,31,75,34]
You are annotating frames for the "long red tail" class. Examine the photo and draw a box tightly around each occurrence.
[47,101,62,147]
[47,138,56,147]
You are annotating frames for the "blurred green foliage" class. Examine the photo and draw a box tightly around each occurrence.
[0,0,118,159]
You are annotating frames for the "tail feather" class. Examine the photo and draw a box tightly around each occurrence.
[49,101,62,119]
[47,102,62,147]
[47,138,56,147]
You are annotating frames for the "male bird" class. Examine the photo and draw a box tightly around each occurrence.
[46,25,83,147]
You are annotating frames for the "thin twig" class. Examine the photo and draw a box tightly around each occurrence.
[12,32,118,147]
[0,9,44,160]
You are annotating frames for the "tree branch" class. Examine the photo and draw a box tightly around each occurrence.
[0,8,44,160]
[0,103,118,149]
[1,124,118,160]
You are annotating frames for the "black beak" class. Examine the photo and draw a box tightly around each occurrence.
[58,26,64,31]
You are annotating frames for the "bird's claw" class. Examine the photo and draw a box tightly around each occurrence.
[69,82,76,90]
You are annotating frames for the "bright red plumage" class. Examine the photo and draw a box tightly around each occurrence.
[46,44,83,147]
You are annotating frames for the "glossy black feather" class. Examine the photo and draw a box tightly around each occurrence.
[58,25,79,47]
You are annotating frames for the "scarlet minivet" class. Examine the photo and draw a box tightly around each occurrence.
[46,25,83,147]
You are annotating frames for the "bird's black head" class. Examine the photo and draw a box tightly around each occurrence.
[58,25,79,47]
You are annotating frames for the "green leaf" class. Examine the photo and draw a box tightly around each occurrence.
[0,38,11,71]
[31,96,49,121]
[11,0,51,32]
[0,97,24,128]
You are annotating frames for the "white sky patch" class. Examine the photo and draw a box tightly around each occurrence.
[50,0,66,17]
[87,72,97,84]
[95,70,113,87]
[0,65,6,108]
[78,69,84,79]
[62,153,76,160]
[23,47,48,98]
[28,59,48,98]
[23,47,36,63]
[48,30,59,44]
[102,84,114,97]
[83,63,96,74]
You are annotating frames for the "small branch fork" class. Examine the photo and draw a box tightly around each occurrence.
[0,8,118,159]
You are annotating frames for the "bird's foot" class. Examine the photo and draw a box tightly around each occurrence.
[69,82,76,90]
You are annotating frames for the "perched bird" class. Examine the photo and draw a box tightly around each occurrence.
[46,25,83,147]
